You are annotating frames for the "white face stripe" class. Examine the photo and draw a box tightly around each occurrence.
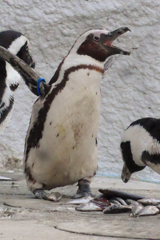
[5,35,30,85]
[121,124,160,166]
[70,29,109,54]
[8,35,29,55]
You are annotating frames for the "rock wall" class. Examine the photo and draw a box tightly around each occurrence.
[0,0,160,182]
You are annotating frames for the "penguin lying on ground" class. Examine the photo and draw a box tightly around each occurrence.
[0,30,35,133]
[121,117,160,183]
[0,27,130,200]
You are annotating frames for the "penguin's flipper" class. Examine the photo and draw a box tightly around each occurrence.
[0,46,50,97]
[72,178,93,199]
[33,189,62,201]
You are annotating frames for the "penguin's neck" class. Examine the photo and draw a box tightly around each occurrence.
[50,53,104,88]
[64,53,104,72]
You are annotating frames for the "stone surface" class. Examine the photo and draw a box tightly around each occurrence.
[56,218,160,239]
[0,172,159,239]
[0,1,160,182]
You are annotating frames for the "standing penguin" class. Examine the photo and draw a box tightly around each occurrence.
[121,118,160,183]
[0,28,130,200]
[0,30,35,133]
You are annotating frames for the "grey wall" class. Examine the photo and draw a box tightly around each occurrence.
[0,0,160,182]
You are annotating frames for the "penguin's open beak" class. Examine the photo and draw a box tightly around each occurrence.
[101,27,130,56]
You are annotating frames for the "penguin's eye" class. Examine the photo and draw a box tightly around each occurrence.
[93,36,100,42]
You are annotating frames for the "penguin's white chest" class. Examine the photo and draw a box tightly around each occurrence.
[28,68,102,188]
[0,83,14,133]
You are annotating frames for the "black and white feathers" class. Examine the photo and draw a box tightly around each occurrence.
[0,30,35,133]
[121,117,160,183]
[24,28,130,193]
[0,28,130,197]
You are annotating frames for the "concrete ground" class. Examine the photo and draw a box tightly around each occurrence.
[0,170,159,240]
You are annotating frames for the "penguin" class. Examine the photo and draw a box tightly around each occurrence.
[0,27,130,200]
[0,30,35,133]
[121,117,160,183]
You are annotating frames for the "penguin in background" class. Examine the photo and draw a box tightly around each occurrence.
[0,30,35,133]
[121,118,160,183]
[0,27,130,200]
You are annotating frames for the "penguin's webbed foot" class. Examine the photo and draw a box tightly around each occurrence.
[33,189,62,201]
[72,179,93,199]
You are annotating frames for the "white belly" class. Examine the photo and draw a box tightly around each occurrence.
[26,69,101,189]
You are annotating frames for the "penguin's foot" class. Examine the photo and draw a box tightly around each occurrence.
[33,189,62,201]
[73,179,93,199]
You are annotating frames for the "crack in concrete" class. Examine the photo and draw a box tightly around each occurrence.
[55,226,159,240]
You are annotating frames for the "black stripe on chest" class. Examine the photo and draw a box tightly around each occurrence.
[25,64,103,162]
[0,97,14,124]
[0,60,7,101]
[142,151,160,165]
[49,60,64,84]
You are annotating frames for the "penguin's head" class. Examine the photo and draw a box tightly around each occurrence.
[121,141,146,183]
[70,27,130,63]
[0,30,35,68]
